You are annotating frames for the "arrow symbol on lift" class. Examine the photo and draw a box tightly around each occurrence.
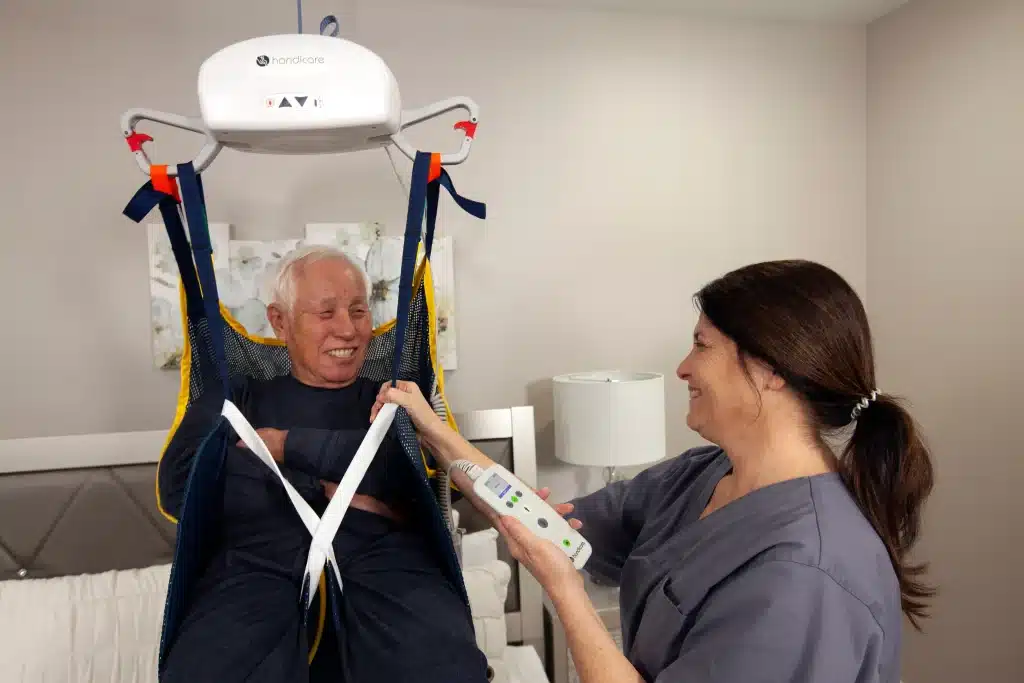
[295,96,308,107]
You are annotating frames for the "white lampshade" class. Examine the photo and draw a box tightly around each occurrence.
[552,371,666,469]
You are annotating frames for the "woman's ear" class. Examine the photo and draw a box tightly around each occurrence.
[747,356,785,392]
[764,370,786,392]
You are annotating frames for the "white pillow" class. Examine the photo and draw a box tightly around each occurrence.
[463,559,512,669]
[462,527,500,567]
[0,557,513,683]
[0,564,170,683]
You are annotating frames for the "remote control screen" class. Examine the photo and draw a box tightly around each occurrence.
[484,472,511,499]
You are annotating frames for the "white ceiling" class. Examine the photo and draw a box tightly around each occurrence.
[449,0,911,24]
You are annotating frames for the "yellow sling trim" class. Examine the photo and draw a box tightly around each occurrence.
[154,281,196,525]
[307,574,328,663]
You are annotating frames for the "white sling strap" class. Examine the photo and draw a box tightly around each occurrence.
[221,399,399,610]
[302,402,398,608]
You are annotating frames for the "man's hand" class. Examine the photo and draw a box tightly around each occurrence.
[237,428,288,463]
[537,487,583,530]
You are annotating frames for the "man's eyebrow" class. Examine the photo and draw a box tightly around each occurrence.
[311,297,337,309]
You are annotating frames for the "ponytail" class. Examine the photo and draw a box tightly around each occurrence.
[842,393,936,629]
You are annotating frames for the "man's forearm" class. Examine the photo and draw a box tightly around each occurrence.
[284,427,367,480]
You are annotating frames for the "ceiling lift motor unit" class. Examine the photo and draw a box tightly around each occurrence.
[121,33,479,176]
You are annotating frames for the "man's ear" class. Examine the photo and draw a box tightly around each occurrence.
[266,304,289,341]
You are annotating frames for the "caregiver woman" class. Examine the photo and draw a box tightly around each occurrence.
[374,259,936,683]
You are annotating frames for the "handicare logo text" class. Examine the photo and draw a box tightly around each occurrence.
[569,543,587,563]
[256,54,325,67]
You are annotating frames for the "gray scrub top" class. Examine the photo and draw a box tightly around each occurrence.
[570,446,902,683]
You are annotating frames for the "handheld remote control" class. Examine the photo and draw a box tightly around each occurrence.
[471,464,592,570]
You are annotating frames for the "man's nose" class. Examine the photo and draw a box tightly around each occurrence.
[330,312,357,338]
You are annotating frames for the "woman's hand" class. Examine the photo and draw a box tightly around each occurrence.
[495,488,584,599]
[370,380,446,440]
[497,513,584,600]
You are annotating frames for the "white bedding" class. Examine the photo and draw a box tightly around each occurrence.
[0,563,169,683]
[0,527,540,682]
[504,645,548,683]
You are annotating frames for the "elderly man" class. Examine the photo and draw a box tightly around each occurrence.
[158,245,488,683]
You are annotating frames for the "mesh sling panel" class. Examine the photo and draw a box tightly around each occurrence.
[123,152,486,673]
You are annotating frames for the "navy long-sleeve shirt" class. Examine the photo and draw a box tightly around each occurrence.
[158,374,419,581]
[160,374,416,514]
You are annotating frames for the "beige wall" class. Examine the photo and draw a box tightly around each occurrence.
[3,0,1019,678]
[0,0,866,499]
[867,1,1024,681]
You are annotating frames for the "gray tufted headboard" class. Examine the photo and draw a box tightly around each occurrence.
[0,405,544,653]
[0,430,176,582]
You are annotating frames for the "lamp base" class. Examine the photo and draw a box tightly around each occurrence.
[603,466,626,485]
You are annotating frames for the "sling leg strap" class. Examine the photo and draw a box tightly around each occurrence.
[222,401,342,588]
[300,152,487,608]
[301,151,435,607]
[300,402,398,609]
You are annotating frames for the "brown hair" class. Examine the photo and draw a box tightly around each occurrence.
[695,259,936,629]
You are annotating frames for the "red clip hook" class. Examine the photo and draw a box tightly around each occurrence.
[454,120,478,139]
[126,132,153,152]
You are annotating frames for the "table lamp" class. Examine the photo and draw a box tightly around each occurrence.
[552,371,667,485]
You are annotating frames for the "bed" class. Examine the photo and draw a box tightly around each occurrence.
[0,406,549,683]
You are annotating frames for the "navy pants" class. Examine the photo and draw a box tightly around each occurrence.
[161,509,488,682]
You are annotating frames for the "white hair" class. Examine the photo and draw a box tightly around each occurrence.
[270,244,372,312]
